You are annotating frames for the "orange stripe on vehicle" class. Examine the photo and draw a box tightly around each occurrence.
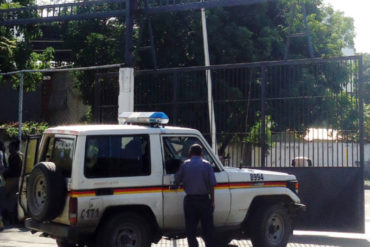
[215,183,230,190]
[229,182,287,189]
[163,187,184,193]
[114,187,163,195]
[70,191,96,197]
[69,182,288,197]
[264,182,287,187]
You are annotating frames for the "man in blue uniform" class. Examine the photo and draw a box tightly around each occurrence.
[175,144,217,247]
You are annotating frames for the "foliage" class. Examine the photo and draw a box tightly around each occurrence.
[0,122,49,139]
[55,0,357,155]
[246,115,274,148]
[362,54,370,104]
[0,1,54,91]
[365,104,370,141]
[363,54,370,140]
[57,0,355,105]
[80,106,93,123]
[0,0,359,153]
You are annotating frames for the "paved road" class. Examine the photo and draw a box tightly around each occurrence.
[1,191,370,247]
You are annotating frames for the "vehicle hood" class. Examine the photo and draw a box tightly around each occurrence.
[223,167,296,182]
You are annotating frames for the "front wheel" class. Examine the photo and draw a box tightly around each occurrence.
[215,232,234,247]
[250,203,292,247]
[56,239,76,247]
[97,212,151,247]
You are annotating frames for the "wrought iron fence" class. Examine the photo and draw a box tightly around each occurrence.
[95,56,364,168]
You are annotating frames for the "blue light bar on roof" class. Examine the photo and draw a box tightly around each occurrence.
[118,112,169,125]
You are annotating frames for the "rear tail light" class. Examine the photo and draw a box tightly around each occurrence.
[69,197,78,225]
[287,181,299,194]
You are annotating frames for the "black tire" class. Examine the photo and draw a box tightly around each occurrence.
[57,239,94,247]
[26,162,66,221]
[56,239,76,247]
[97,212,151,247]
[215,232,234,247]
[250,203,292,247]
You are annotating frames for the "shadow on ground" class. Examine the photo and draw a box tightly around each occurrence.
[290,235,370,247]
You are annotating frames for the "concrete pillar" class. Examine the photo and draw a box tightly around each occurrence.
[118,68,134,117]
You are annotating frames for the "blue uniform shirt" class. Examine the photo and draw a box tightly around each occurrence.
[175,156,217,195]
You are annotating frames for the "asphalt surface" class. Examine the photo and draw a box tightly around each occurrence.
[1,191,370,247]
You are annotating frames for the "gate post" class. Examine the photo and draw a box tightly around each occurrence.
[124,0,134,66]
[359,56,365,170]
[18,72,24,142]
[260,65,266,168]
[358,55,365,233]
[118,68,134,117]
[201,5,217,154]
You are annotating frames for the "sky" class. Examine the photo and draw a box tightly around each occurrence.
[325,0,370,54]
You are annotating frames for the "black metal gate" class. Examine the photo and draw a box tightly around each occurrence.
[95,56,365,232]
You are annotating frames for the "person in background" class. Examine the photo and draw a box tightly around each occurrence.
[0,140,7,231]
[175,144,217,247]
[4,141,22,179]
[3,140,22,225]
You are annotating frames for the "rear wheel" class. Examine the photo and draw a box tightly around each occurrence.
[250,203,292,247]
[56,240,94,247]
[26,162,66,221]
[97,212,151,247]
[215,232,234,247]
[56,240,75,247]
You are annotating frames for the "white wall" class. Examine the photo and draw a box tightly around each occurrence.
[223,141,369,168]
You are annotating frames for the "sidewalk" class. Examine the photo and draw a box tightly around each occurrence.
[1,227,370,247]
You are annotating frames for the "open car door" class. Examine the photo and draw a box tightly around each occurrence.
[17,135,41,221]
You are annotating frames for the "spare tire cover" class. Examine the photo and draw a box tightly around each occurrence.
[27,162,66,221]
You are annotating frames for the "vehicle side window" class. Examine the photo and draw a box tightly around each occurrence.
[24,138,39,174]
[84,135,151,178]
[44,137,55,161]
[163,136,219,174]
[52,138,75,177]
[41,137,74,177]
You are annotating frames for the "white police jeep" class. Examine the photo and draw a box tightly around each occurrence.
[18,112,305,247]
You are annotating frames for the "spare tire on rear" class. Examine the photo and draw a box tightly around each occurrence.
[27,162,66,221]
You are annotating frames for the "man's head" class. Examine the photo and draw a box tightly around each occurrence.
[0,140,5,153]
[189,144,202,157]
[9,141,20,154]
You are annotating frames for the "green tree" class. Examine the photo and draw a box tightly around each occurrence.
[54,0,357,156]
[362,54,370,140]
[0,0,54,91]
[59,0,355,100]
[362,54,370,104]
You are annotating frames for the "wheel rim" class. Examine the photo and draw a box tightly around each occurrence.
[32,174,47,214]
[113,225,140,247]
[265,212,285,245]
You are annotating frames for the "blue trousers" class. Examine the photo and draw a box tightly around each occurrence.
[184,195,216,247]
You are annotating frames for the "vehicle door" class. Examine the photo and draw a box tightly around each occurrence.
[18,135,41,220]
[76,134,163,227]
[161,135,230,230]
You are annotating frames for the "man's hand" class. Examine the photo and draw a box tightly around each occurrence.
[169,185,179,190]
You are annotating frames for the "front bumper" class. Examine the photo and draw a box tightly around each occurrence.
[25,218,85,239]
[288,203,306,216]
